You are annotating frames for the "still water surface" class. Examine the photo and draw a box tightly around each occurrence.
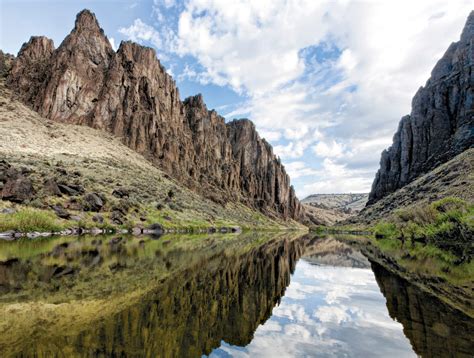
[0,233,472,357]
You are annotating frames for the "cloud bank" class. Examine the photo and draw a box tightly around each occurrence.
[119,0,472,197]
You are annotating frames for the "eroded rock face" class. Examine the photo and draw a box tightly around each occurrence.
[368,11,474,205]
[7,36,54,106]
[6,9,301,220]
[0,51,14,78]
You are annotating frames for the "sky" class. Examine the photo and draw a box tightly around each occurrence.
[1,0,472,199]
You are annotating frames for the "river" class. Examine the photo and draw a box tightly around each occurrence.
[0,233,472,357]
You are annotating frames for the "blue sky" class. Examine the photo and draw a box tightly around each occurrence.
[1,0,471,198]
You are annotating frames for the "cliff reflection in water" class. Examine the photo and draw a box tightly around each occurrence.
[372,262,474,358]
[0,233,313,357]
[1,234,473,357]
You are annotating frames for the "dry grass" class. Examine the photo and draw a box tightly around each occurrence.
[352,148,474,226]
[0,81,306,232]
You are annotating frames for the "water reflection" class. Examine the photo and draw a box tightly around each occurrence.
[212,239,415,357]
[0,234,472,357]
[0,233,312,357]
[372,262,474,358]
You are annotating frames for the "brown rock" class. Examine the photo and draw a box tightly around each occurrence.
[6,9,302,220]
[58,184,84,196]
[1,176,35,203]
[43,178,61,196]
[92,214,104,223]
[83,193,104,212]
[368,11,474,205]
[52,204,70,219]
[110,210,124,225]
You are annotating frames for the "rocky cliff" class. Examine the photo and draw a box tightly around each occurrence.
[368,11,474,205]
[5,9,301,220]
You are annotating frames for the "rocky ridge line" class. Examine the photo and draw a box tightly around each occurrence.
[5,9,301,220]
[368,11,474,205]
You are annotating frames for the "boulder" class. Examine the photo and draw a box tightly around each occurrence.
[70,215,83,222]
[43,178,61,196]
[112,188,129,198]
[1,176,34,203]
[51,204,70,219]
[110,210,124,225]
[58,184,84,196]
[83,193,104,212]
[92,214,104,223]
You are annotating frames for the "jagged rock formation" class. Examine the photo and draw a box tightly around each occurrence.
[368,11,474,205]
[0,79,301,230]
[5,9,301,220]
[0,51,14,78]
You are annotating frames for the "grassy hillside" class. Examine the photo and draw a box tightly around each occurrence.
[0,81,305,233]
[302,193,368,211]
[351,148,473,226]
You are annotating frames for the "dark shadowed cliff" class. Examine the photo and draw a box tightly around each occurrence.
[5,9,301,220]
[368,11,474,205]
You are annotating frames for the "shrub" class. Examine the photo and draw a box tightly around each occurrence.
[0,208,64,232]
[431,197,468,214]
[376,197,474,262]
[396,205,437,225]
[374,221,399,240]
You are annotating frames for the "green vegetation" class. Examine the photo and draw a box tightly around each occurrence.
[0,208,65,232]
[373,197,473,262]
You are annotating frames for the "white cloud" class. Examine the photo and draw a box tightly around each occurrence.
[109,37,117,51]
[273,141,309,160]
[259,129,282,142]
[314,306,350,324]
[313,140,345,158]
[118,0,473,194]
[297,158,374,197]
[284,161,318,180]
[119,19,162,48]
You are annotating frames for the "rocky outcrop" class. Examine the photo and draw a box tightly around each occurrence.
[227,119,300,217]
[8,36,54,106]
[5,9,301,220]
[0,51,14,78]
[0,161,35,203]
[368,11,474,205]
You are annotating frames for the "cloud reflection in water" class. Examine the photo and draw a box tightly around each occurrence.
[210,259,415,357]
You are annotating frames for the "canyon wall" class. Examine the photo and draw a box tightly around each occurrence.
[368,11,474,205]
[5,10,301,220]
